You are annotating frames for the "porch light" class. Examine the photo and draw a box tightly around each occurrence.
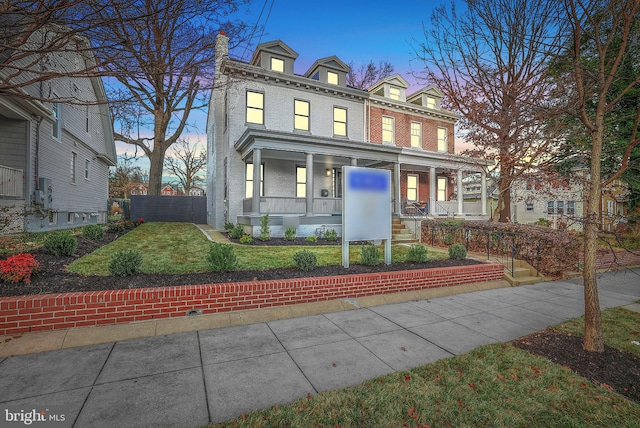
[326,168,331,177]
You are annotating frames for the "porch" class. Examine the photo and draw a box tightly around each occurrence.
[0,165,24,198]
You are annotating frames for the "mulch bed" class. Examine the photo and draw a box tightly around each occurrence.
[512,330,640,403]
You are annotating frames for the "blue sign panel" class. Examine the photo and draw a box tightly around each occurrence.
[347,170,389,192]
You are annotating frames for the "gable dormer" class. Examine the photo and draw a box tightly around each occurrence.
[250,40,298,74]
[367,74,410,102]
[304,56,350,86]
[407,85,444,110]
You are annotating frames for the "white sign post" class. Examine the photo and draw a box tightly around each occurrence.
[342,166,392,268]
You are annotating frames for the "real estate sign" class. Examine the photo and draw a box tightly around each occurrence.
[342,166,392,267]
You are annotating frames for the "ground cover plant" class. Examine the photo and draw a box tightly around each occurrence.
[212,307,640,427]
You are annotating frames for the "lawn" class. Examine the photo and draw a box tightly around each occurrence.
[67,222,449,275]
[211,307,640,427]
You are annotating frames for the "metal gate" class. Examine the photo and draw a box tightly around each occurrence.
[130,195,207,223]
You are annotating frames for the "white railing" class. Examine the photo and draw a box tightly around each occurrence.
[0,165,24,197]
[243,197,341,215]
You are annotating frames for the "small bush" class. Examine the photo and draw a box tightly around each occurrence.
[293,250,317,272]
[108,249,143,276]
[305,235,317,243]
[230,224,245,239]
[284,227,296,241]
[82,224,105,241]
[259,214,271,241]
[224,221,235,232]
[361,243,381,266]
[406,244,428,263]
[44,231,77,256]
[0,253,39,284]
[239,234,254,244]
[325,228,338,241]
[443,233,454,245]
[449,243,467,260]
[206,242,238,273]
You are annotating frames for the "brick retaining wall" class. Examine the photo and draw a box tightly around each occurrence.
[578,249,640,270]
[0,262,503,336]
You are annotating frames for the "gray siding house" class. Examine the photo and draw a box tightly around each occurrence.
[207,33,490,237]
[0,32,116,233]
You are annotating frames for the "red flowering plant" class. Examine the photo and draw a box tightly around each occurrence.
[0,253,40,284]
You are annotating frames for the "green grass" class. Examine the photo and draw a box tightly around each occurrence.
[67,223,449,275]
[212,307,640,427]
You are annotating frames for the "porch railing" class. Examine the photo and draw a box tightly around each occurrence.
[0,165,24,197]
[401,199,482,217]
[243,197,341,215]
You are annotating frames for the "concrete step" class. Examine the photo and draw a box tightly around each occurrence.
[505,275,544,286]
[393,233,415,240]
[511,266,533,278]
[392,238,419,245]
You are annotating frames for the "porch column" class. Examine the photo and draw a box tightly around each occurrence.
[456,169,464,216]
[394,163,401,215]
[305,153,314,216]
[351,158,358,167]
[429,167,436,215]
[480,170,487,215]
[251,148,261,214]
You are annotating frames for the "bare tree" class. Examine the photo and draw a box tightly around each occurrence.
[414,0,567,222]
[560,0,640,352]
[346,60,394,89]
[164,139,207,195]
[109,154,147,199]
[85,0,251,195]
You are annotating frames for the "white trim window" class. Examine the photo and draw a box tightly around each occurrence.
[407,174,418,201]
[389,87,400,100]
[294,99,310,131]
[410,122,422,148]
[382,116,394,144]
[296,166,306,197]
[52,100,61,139]
[246,91,264,124]
[333,107,347,136]
[84,159,90,180]
[327,71,338,85]
[245,163,264,198]
[437,127,448,152]
[70,152,77,183]
[437,177,447,201]
[271,57,284,72]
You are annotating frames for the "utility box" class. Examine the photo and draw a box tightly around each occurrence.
[37,178,53,210]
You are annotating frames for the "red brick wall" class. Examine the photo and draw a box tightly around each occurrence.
[0,263,503,335]
[367,105,455,153]
[579,249,640,271]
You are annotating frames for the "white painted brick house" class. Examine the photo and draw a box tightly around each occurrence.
[0,30,116,233]
[207,33,490,237]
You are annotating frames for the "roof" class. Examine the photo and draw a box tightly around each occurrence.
[303,55,350,78]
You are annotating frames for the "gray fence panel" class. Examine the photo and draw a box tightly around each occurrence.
[130,195,207,223]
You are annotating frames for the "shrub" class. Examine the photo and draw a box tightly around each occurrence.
[284,227,296,241]
[305,235,317,243]
[206,242,238,273]
[82,224,105,241]
[448,243,467,260]
[259,213,271,241]
[325,228,338,241]
[230,224,245,239]
[224,221,235,232]
[443,233,454,245]
[0,253,39,284]
[535,218,552,227]
[108,249,143,276]
[361,243,381,266]
[293,250,317,272]
[406,244,428,263]
[239,234,254,244]
[44,231,77,256]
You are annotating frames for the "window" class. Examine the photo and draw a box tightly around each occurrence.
[437,128,448,152]
[70,152,77,183]
[426,97,436,109]
[246,91,264,124]
[52,101,61,139]
[333,107,347,136]
[84,159,90,180]
[271,57,284,72]
[547,201,555,215]
[410,122,422,148]
[389,87,400,100]
[327,71,338,85]
[382,116,394,144]
[557,201,564,215]
[526,202,534,211]
[437,177,447,201]
[332,168,342,197]
[245,163,264,198]
[567,200,575,215]
[607,200,614,216]
[85,105,90,133]
[296,166,306,197]
[48,211,56,225]
[68,213,74,224]
[407,174,418,201]
[294,99,310,131]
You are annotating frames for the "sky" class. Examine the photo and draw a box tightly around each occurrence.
[115,0,470,177]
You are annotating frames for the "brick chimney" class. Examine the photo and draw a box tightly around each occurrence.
[215,30,229,75]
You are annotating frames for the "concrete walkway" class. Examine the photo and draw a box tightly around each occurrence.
[0,269,638,427]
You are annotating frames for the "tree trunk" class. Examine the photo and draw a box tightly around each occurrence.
[147,150,166,196]
[497,178,512,222]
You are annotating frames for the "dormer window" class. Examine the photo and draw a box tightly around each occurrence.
[271,57,284,72]
[327,71,339,85]
[426,96,436,109]
[389,87,400,101]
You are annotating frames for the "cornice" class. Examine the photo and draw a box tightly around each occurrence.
[369,95,458,122]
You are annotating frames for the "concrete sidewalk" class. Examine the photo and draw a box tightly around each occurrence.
[0,269,638,427]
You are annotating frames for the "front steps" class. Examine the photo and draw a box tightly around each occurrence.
[503,259,544,286]
[392,218,419,244]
